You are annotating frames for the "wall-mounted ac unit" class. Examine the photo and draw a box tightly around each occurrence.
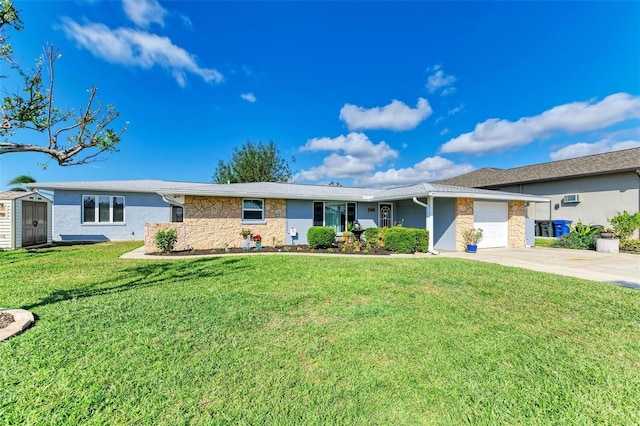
[563,194,580,203]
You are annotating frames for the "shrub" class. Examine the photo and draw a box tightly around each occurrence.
[364,227,379,244]
[383,227,429,254]
[620,239,640,253]
[307,226,336,249]
[155,228,178,253]
[415,229,429,253]
[552,232,595,250]
[609,211,640,241]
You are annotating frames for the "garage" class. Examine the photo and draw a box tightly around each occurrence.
[474,201,508,248]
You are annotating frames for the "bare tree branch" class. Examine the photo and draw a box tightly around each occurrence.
[0,1,128,166]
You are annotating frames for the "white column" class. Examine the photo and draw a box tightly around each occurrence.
[427,196,434,252]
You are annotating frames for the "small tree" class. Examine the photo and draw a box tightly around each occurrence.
[0,1,127,166]
[7,174,35,191]
[609,211,640,241]
[155,229,178,253]
[212,140,293,183]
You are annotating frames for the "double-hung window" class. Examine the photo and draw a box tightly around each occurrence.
[313,201,356,233]
[83,195,125,224]
[242,199,264,222]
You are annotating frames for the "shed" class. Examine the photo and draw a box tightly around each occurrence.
[0,191,52,250]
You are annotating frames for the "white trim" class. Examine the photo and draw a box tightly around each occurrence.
[378,202,393,228]
[242,198,265,222]
[82,194,126,224]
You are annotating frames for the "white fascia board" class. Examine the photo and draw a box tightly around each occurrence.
[428,191,549,202]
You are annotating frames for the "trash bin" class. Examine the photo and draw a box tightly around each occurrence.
[534,220,541,237]
[552,220,572,237]
[539,220,553,237]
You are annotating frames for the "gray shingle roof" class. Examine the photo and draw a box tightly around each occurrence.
[0,191,37,200]
[28,179,548,202]
[436,147,640,188]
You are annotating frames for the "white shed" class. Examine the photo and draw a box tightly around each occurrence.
[0,191,52,250]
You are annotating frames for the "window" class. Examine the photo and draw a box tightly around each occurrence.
[313,201,356,233]
[242,199,264,222]
[82,195,125,223]
[171,205,184,222]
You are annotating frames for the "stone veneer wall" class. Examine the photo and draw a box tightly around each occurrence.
[144,222,187,253]
[144,196,287,253]
[454,198,474,252]
[508,200,526,248]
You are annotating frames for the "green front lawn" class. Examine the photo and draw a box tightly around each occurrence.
[1,242,639,424]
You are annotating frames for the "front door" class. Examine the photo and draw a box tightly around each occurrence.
[379,203,393,228]
[22,201,47,247]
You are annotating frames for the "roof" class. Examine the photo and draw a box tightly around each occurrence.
[0,191,39,201]
[28,180,549,203]
[436,147,640,188]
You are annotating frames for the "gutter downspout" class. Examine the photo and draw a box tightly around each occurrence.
[412,197,439,255]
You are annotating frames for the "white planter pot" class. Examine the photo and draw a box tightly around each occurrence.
[596,238,619,253]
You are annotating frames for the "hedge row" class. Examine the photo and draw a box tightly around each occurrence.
[382,227,429,254]
[307,226,336,248]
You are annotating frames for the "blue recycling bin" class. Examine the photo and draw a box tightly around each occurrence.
[552,220,572,237]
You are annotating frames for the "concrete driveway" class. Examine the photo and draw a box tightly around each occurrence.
[437,247,640,289]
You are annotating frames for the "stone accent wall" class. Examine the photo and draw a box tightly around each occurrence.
[508,200,526,248]
[144,196,287,253]
[144,222,187,253]
[455,198,474,252]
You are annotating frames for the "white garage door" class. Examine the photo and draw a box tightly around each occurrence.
[474,201,508,248]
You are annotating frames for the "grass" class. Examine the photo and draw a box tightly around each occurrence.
[534,237,555,247]
[1,242,639,425]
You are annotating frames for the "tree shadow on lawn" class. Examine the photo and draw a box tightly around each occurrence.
[21,257,249,311]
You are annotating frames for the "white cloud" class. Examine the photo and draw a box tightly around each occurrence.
[297,133,398,182]
[240,92,256,102]
[440,93,640,154]
[448,104,463,116]
[550,139,640,161]
[339,98,432,131]
[122,0,166,28]
[61,18,223,87]
[439,128,449,136]
[355,156,474,187]
[426,66,457,95]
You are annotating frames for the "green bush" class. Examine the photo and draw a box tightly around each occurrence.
[383,227,429,254]
[307,226,336,249]
[155,228,178,253]
[364,227,379,244]
[609,211,640,241]
[620,239,640,253]
[552,232,595,250]
[415,229,429,253]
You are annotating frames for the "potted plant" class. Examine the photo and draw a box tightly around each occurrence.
[252,234,262,250]
[599,227,615,239]
[344,231,353,244]
[462,228,483,253]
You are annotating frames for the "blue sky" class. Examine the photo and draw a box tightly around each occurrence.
[1,0,639,190]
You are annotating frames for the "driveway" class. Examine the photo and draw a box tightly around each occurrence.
[438,247,640,289]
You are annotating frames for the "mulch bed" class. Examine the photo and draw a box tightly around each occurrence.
[152,245,393,256]
[0,312,15,329]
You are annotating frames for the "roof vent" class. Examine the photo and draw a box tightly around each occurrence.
[563,194,580,203]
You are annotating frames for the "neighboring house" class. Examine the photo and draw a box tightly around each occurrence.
[0,191,52,250]
[436,148,640,229]
[28,180,548,252]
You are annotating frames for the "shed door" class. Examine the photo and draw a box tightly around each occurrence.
[474,201,508,248]
[22,201,47,247]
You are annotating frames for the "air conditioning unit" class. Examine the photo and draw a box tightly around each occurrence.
[563,194,580,203]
